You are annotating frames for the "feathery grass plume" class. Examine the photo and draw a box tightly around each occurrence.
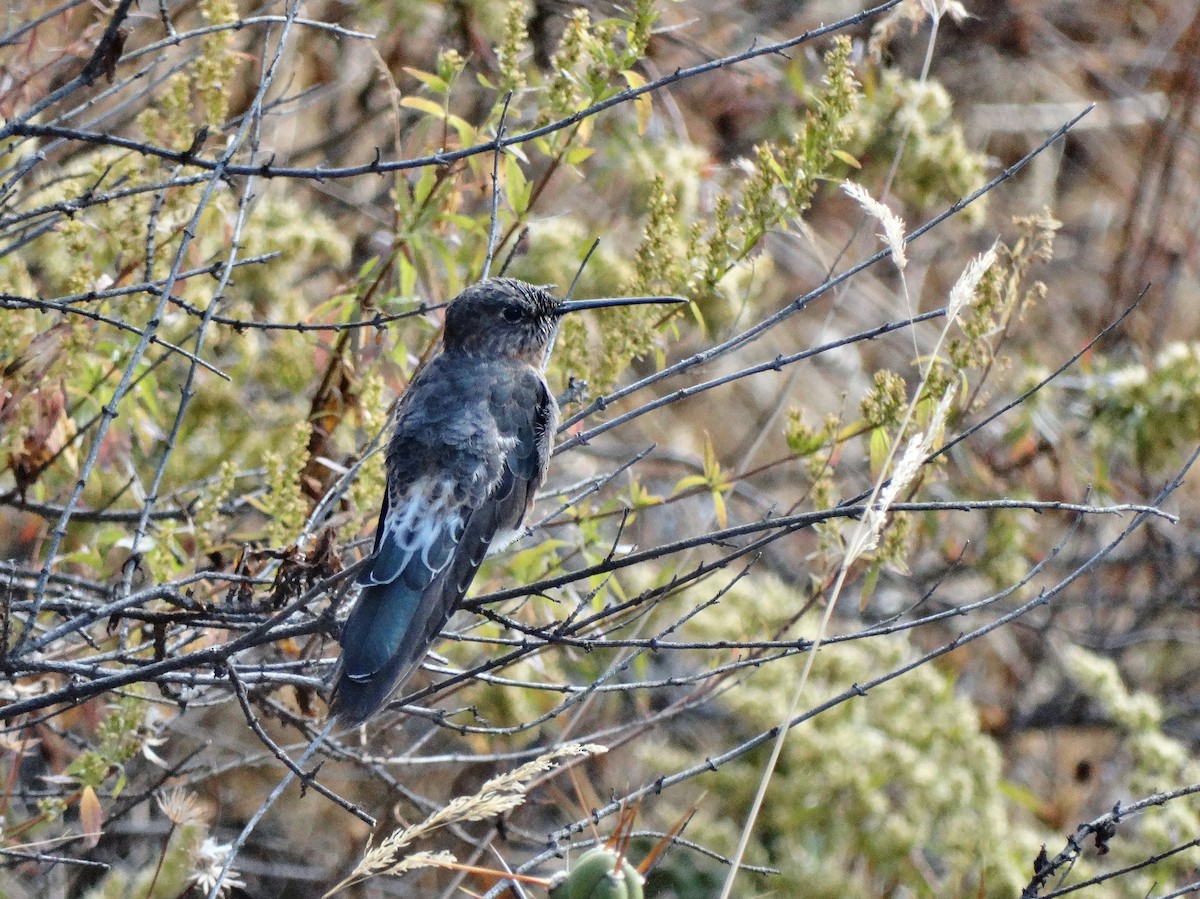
[842,181,908,271]
[947,244,998,323]
[948,211,1058,375]
[873,388,954,519]
[920,0,971,22]
[869,0,971,59]
[842,178,915,375]
[860,384,954,560]
[327,744,607,896]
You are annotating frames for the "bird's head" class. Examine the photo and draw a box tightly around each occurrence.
[443,279,559,362]
[443,278,683,365]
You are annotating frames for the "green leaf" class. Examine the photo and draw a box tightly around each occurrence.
[308,292,354,323]
[411,167,437,207]
[869,426,889,479]
[401,66,448,94]
[355,256,380,280]
[672,475,709,493]
[831,149,861,169]
[859,562,880,609]
[443,212,487,233]
[504,154,532,215]
[400,95,448,119]
[446,112,475,146]
[787,425,825,457]
[563,146,595,166]
[622,69,651,136]
[112,766,127,799]
[711,487,727,529]
[397,256,417,298]
[506,539,568,583]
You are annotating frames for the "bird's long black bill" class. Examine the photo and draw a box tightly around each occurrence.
[555,295,687,315]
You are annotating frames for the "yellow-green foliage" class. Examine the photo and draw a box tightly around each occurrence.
[790,211,1056,590]
[139,0,237,146]
[535,0,655,125]
[735,36,858,247]
[195,0,238,125]
[685,36,859,329]
[189,459,238,556]
[860,369,908,429]
[531,38,861,391]
[847,69,990,220]
[976,504,1033,588]
[60,694,149,813]
[346,371,391,522]
[1085,340,1200,472]
[260,419,313,549]
[495,0,530,94]
[1061,646,1200,893]
[0,28,350,573]
[82,824,209,899]
[949,210,1058,375]
[647,576,1044,897]
[784,410,840,556]
[225,191,352,312]
[1,165,350,566]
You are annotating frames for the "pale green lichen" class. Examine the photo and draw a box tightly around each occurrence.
[1061,645,1200,893]
[643,575,1044,897]
[846,70,990,222]
[1084,340,1200,472]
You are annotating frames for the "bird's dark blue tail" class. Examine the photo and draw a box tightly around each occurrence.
[330,484,504,725]
[330,577,445,725]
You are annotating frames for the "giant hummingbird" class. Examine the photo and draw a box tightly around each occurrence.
[331,278,682,724]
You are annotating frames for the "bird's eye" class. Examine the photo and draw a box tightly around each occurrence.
[501,304,523,323]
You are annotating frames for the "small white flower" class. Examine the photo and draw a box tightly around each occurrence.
[1105,365,1149,393]
[1154,341,1198,368]
[189,837,246,897]
[156,787,210,827]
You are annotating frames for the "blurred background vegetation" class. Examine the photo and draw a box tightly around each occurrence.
[3,0,1200,896]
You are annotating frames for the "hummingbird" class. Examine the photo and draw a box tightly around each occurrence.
[331,278,682,725]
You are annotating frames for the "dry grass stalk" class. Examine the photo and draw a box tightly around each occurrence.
[324,743,607,896]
